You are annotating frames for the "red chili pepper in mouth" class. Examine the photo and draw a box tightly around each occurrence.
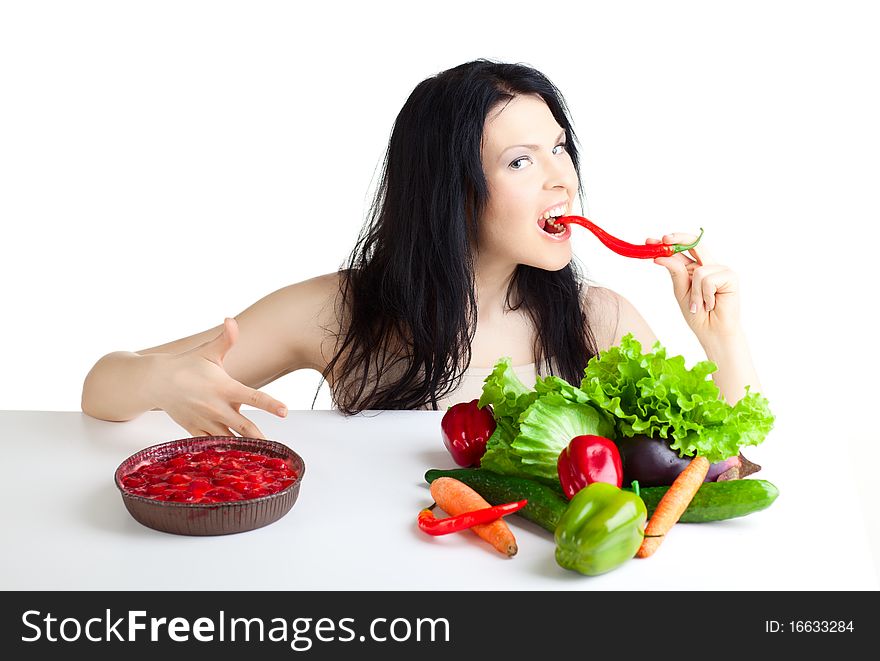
[417,499,528,536]
[558,215,704,259]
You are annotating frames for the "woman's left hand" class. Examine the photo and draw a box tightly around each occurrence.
[646,232,741,340]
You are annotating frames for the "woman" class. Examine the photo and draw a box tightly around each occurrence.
[82,59,759,438]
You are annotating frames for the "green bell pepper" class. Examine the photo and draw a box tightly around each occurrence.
[555,482,647,576]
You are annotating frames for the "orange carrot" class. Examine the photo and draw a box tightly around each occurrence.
[637,455,710,558]
[429,477,518,556]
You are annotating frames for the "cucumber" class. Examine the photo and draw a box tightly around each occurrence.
[630,479,779,523]
[424,468,568,533]
[425,468,779,529]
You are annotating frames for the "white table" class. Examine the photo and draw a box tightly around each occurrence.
[1,410,876,590]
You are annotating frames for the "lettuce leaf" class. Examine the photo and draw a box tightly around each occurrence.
[581,334,774,463]
[509,393,614,483]
[477,358,539,478]
[477,357,537,422]
[478,360,613,484]
[476,417,522,476]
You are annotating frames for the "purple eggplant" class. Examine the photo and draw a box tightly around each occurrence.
[616,434,760,487]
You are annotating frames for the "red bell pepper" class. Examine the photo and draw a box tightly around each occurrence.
[557,435,623,499]
[440,399,496,467]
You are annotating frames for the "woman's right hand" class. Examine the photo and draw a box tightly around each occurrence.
[149,317,288,439]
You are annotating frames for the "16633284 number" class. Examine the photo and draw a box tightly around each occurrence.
[790,621,854,633]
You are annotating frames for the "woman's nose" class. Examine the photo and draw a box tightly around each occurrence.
[544,160,573,190]
[544,167,576,190]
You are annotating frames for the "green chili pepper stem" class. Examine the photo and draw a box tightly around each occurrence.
[672,227,704,254]
[631,480,640,498]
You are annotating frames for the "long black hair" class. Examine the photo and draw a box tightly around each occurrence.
[323,59,599,413]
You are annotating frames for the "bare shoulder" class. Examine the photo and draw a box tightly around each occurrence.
[278,271,341,312]
[219,271,343,388]
[257,272,342,371]
[583,285,658,352]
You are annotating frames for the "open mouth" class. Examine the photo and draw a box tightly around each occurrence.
[539,216,566,235]
[537,201,568,235]
[537,202,569,238]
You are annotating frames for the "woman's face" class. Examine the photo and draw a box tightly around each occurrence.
[477,94,579,272]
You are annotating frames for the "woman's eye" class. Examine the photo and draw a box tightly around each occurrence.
[509,144,567,170]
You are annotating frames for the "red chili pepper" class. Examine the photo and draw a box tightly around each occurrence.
[417,500,527,536]
[441,399,497,467]
[557,435,623,499]
[559,215,704,259]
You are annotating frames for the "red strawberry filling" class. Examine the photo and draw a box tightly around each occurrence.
[121,448,298,503]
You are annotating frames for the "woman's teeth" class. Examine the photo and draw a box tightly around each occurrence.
[542,205,567,219]
[534,202,569,236]
[544,217,564,234]
[538,204,567,234]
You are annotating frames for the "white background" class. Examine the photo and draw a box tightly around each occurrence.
[2,1,878,579]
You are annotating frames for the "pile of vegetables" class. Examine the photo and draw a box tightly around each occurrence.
[421,334,777,575]
[479,334,774,481]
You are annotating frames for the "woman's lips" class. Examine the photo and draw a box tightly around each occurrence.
[536,218,571,242]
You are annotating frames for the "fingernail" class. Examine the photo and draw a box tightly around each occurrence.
[690,302,697,314]
[278,407,287,417]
